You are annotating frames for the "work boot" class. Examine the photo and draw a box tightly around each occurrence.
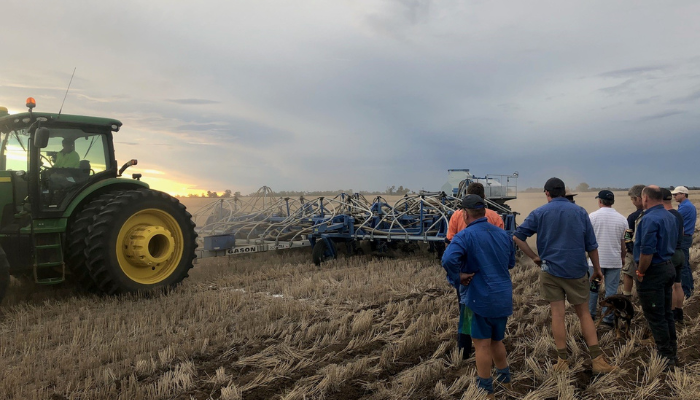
[591,355,617,374]
[552,358,569,372]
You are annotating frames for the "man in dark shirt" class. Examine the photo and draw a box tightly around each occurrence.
[513,177,615,374]
[661,188,686,323]
[622,184,645,297]
[635,186,679,367]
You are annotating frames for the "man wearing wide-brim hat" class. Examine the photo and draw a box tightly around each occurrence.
[671,186,696,298]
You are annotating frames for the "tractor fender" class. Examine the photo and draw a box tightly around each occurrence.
[62,178,149,219]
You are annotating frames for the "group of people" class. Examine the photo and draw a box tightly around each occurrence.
[441,178,696,398]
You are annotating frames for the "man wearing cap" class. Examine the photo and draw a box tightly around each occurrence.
[672,185,696,298]
[442,194,515,398]
[445,183,505,361]
[513,177,615,374]
[635,185,678,367]
[661,188,686,323]
[53,138,80,168]
[447,182,504,243]
[587,190,628,327]
[565,190,578,203]
[622,184,646,297]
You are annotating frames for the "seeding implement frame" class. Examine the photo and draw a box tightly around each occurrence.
[195,172,519,264]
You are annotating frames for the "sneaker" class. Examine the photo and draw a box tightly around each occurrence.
[552,358,569,372]
[591,355,618,374]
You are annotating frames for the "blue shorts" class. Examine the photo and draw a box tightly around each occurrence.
[470,313,507,341]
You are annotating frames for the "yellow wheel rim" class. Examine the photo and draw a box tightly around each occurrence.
[116,208,184,285]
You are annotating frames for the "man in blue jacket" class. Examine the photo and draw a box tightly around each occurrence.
[513,177,616,374]
[671,185,696,298]
[442,195,515,398]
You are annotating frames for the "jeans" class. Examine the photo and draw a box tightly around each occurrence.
[636,261,676,362]
[588,267,621,323]
[680,235,694,297]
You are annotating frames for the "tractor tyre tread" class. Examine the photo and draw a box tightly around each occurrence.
[84,189,197,295]
[66,192,121,292]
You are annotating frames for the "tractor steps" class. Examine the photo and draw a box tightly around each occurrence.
[32,232,65,285]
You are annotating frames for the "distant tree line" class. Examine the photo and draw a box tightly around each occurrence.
[176,190,242,198]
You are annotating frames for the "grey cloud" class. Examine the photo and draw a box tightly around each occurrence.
[598,79,635,94]
[670,89,700,104]
[174,124,226,132]
[636,110,685,122]
[3,1,700,193]
[599,65,667,78]
[635,96,660,104]
[166,99,221,105]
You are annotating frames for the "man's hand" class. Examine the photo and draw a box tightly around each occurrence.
[460,272,475,286]
[636,274,644,283]
[590,269,603,283]
[513,236,540,266]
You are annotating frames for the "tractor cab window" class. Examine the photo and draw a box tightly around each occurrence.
[0,129,30,172]
[40,129,110,210]
[41,131,109,174]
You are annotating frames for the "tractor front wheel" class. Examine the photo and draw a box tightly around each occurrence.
[84,190,197,295]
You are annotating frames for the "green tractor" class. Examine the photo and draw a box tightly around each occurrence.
[0,98,197,302]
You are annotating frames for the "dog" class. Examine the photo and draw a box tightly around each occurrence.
[595,294,635,340]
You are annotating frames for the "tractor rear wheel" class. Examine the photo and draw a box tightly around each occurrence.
[0,246,9,303]
[66,193,118,292]
[84,190,197,295]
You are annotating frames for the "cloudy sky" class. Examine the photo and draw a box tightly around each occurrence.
[1,0,699,195]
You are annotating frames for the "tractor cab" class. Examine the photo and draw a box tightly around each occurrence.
[0,98,120,221]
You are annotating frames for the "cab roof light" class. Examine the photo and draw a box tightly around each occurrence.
[26,97,36,109]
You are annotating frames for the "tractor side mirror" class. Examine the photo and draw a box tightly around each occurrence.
[34,127,50,148]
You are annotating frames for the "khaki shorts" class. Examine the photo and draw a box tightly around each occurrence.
[622,253,636,278]
[539,270,590,305]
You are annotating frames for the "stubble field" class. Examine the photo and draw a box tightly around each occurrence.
[1,191,699,399]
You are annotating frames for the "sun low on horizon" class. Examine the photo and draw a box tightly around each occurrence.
[127,167,228,197]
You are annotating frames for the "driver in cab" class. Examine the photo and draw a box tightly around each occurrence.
[54,138,80,168]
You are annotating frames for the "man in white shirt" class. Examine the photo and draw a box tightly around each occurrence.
[588,190,629,327]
